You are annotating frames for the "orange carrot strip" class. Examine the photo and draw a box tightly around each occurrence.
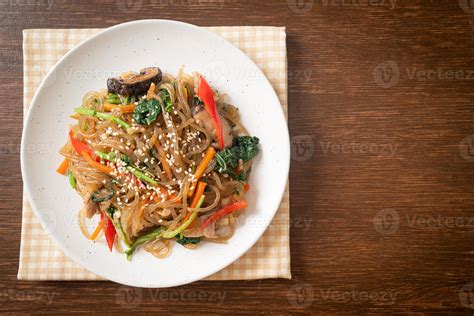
[183,181,207,229]
[70,114,80,120]
[244,183,250,192]
[191,181,207,208]
[137,198,151,220]
[81,151,113,174]
[90,221,103,241]
[102,103,115,111]
[152,139,172,181]
[188,147,215,196]
[103,103,135,113]
[146,82,156,100]
[56,158,69,175]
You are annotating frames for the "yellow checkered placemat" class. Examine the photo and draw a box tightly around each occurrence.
[19,26,290,281]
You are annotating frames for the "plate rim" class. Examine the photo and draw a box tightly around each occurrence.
[20,19,290,287]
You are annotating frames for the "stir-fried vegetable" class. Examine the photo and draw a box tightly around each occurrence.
[69,132,113,174]
[90,214,104,241]
[91,185,114,202]
[152,141,172,180]
[235,136,260,162]
[189,147,215,196]
[68,171,76,189]
[95,151,116,161]
[146,82,156,100]
[125,227,162,260]
[200,200,248,231]
[162,195,205,239]
[107,93,121,104]
[69,131,94,156]
[56,158,68,175]
[103,103,135,113]
[95,151,130,164]
[126,166,158,186]
[183,181,207,228]
[123,96,131,105]
[160,89,173,112]
[75,107,131,130]
[244,183,250,192]
[95,150,157,186]
[81,151,113,175]
[106,206,130,247]
[215,147,239,174]
[176,234,201,245]
[215,136,260,180]
[197,75,224,149]
[133,98,161,125]
[104,216,116,251]
[191,181,207,208]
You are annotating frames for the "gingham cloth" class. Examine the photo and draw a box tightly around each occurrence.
[18,27,290,281]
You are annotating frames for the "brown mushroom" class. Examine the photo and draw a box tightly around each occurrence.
[107,67,162,96]
[192,105,234,149]
[82,192,98,218]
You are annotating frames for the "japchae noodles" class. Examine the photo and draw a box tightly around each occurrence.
[57,67,260,260]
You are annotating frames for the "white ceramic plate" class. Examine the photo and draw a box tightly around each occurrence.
[21,20,289,288]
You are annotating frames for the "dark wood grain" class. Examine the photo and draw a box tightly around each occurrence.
[1,0,474,313]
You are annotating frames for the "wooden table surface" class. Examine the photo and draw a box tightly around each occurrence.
[2,0,474,314]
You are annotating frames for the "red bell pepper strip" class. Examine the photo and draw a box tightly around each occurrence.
[197,76,224,149]
[69,131,94,156]
[200,200,248,231]
[104,216,116,252]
